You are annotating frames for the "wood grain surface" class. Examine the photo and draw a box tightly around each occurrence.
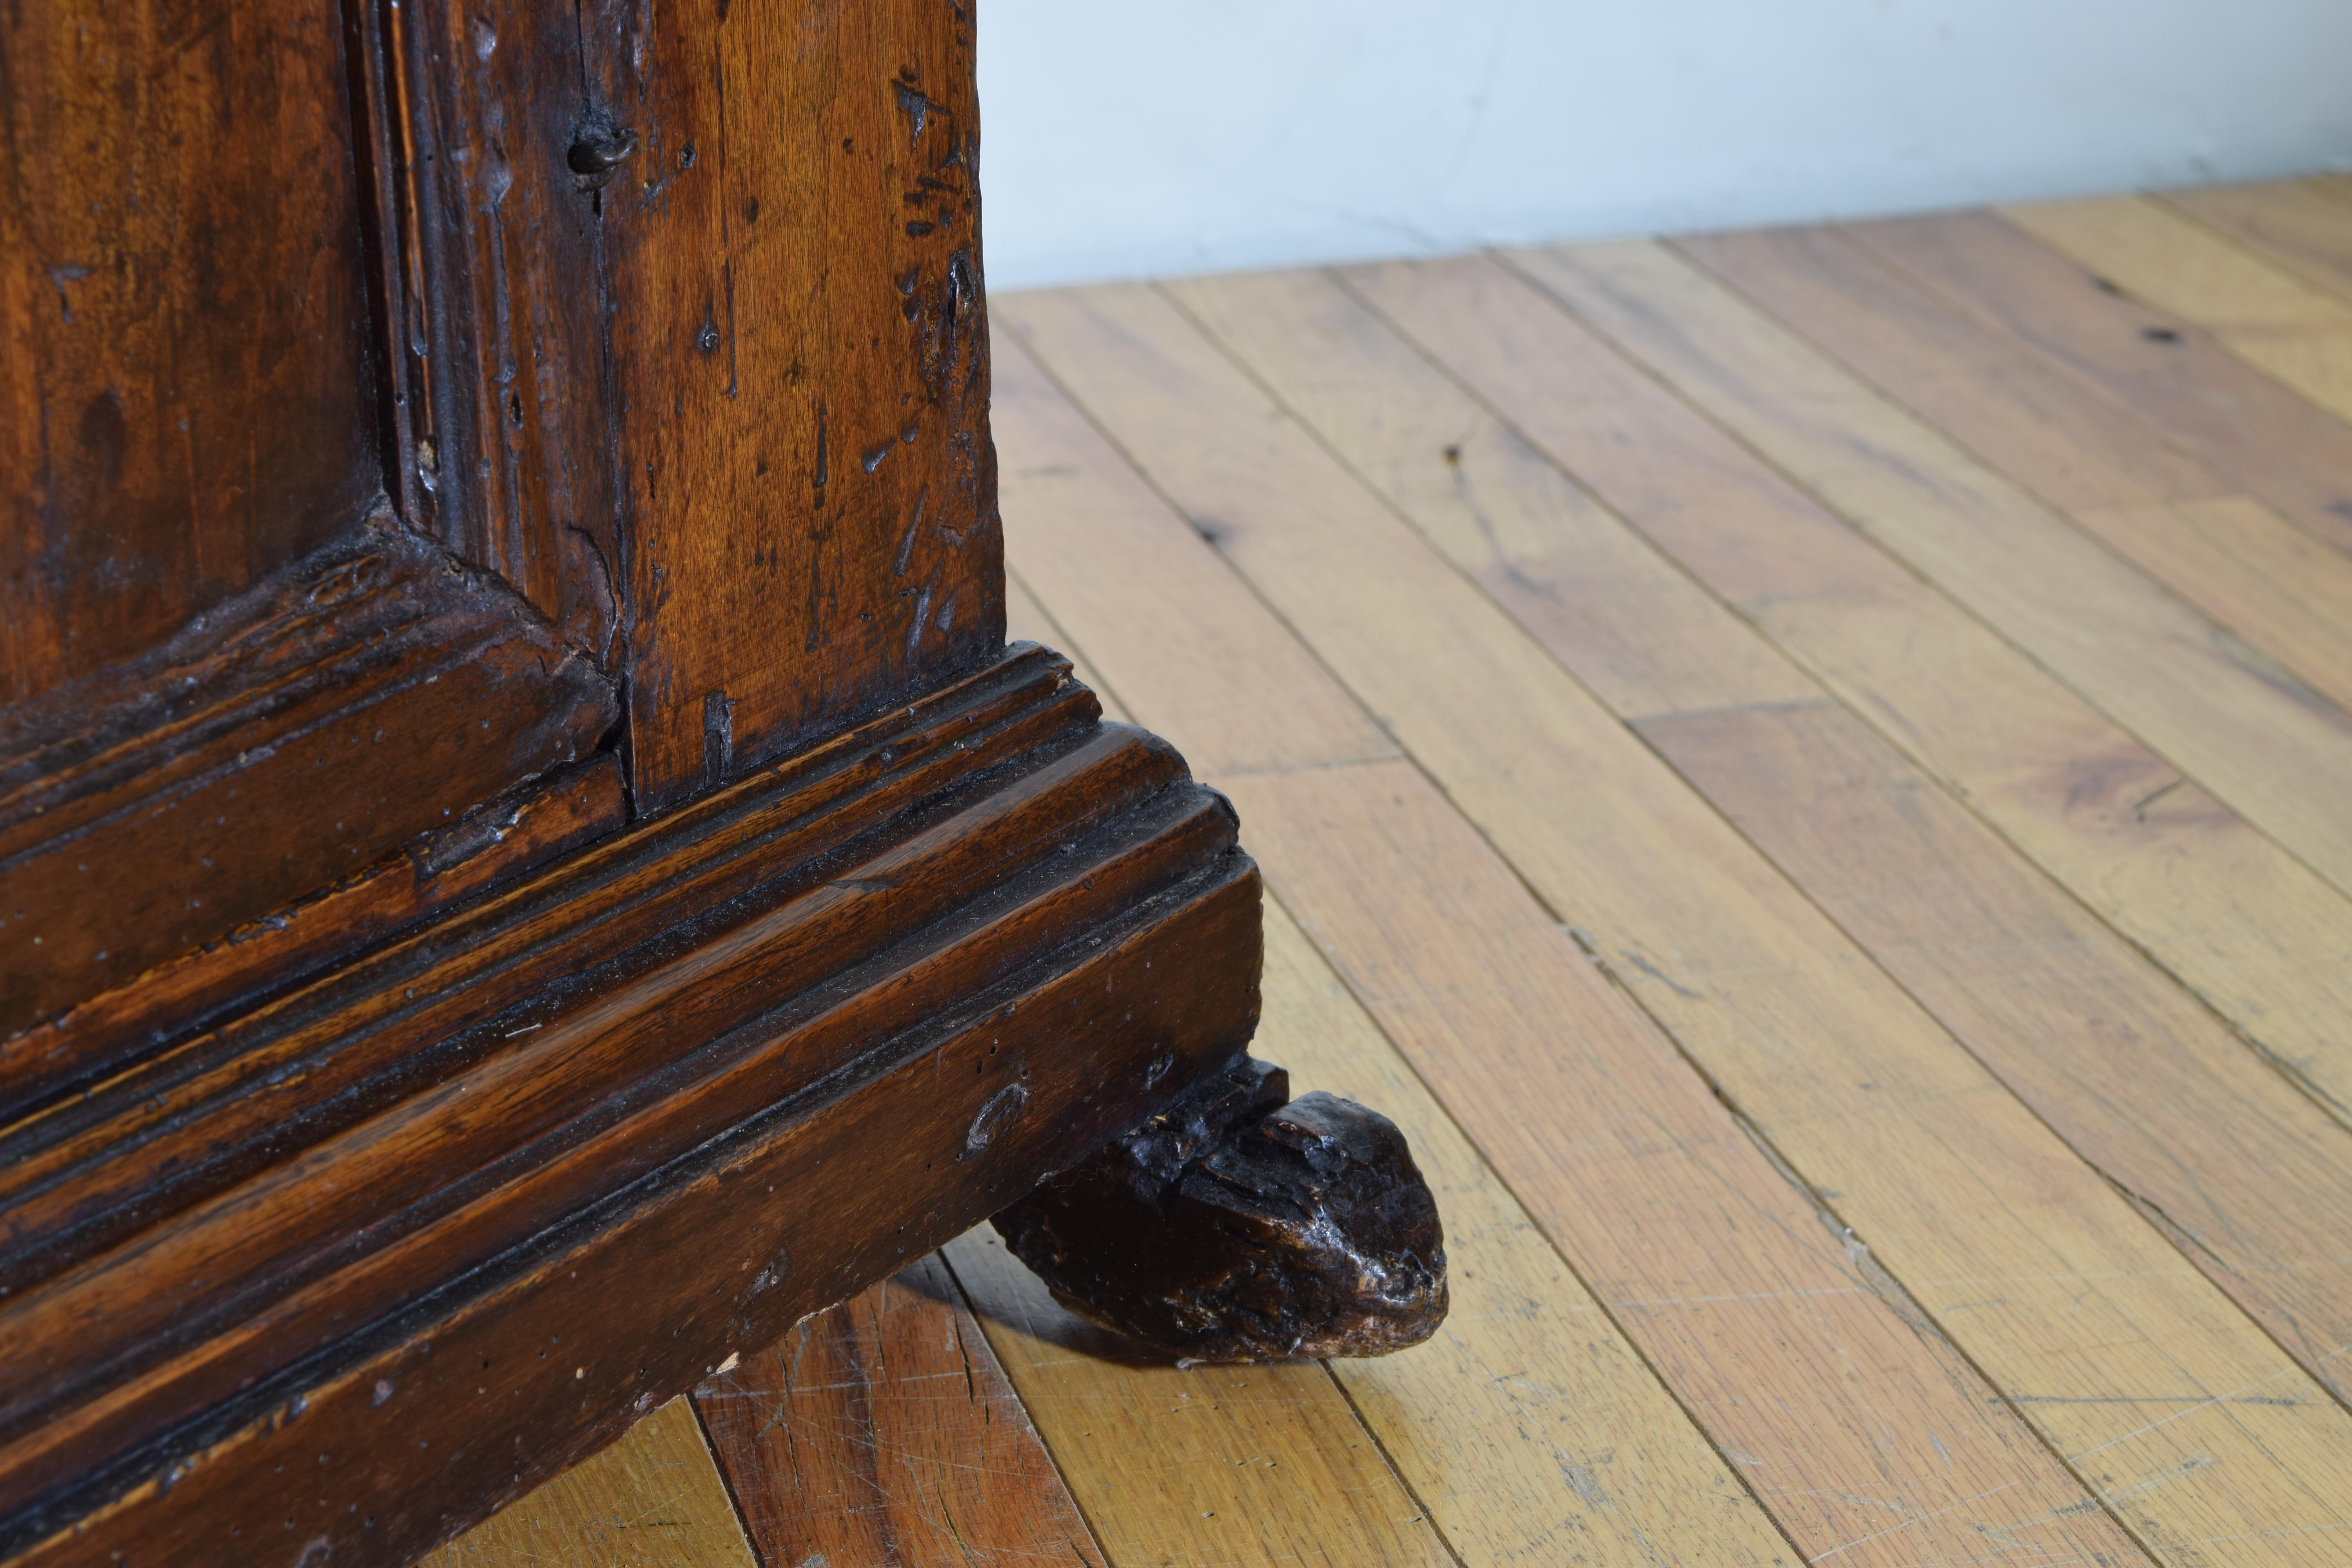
[2162,178,2352,307]
[1238,762,2143,1568]
[1164,260,2352,1406]
[1163,269,1817,726]
[432,1400,755,1568]
[0,527,617,1044]
[1642,700,2352,1399]
[696,1254,1105,1566]
[944,1227,1457,1568]
[991,307,2148,1564]
[995,332,1400,780]
[2065,495,2352,718]
[0,643,1264,1565]
[6,754,625,1131]
[382,0,1011,799]
[387,0,633,659]
[2002,194,2352,426]
[1674,223,2232,514]
[593,0,1005,808]
[1675,224,2352,717]
[1841,209,2352,559]
[1250,901,1806,1568]
[1338,245,2352,1138]
[0,0,387,701]
[1005,276,2352,1564]
[2004,195,2352,332]
[2223,328,2352,425]
[1504,238,2352,902]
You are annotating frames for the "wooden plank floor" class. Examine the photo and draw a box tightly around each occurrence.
[447,178,2352,1566]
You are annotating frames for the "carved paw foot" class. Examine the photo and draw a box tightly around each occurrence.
[991,1054,1447,1363]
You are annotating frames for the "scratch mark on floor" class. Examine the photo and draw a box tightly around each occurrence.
[1806,1479,2022,1563]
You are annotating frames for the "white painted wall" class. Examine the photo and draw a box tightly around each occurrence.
[976,0,2352,290]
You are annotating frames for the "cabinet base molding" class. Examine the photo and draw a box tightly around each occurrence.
[0,645,1261,1568]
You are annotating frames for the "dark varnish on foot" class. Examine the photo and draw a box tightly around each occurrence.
[993,1055,1448,1363]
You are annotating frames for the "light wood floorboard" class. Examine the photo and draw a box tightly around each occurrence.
[692,1256,1106,1566]
[1003,274,2352,1565]
[2161,179,2352,308]
[944,1229,1457,1568]
[1503,238,2352,904]
[1674,225,2352,720]
[994,326,2136,1566]
[2002,194,2352,424]
[1342,247,2352,1129]
[432,1401,755,1568]
[1167,258,2352,1409]
[1842,209,2352,561]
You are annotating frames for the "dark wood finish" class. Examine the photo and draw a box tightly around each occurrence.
[0,0,389,702]
[994,1055,1446,1363]
[6,755,626,1138]
[0,525,617,1049]
[0,648,1263,1564]
[606,0,1003,811]
[0,0,1450,1558]
[695,1254,1107,1565]
[394,0,1004,805]
[383,0,629,657]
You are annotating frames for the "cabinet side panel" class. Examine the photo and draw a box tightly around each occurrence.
[392,0,630,664]
[0,0,387,701]
[603,0,1006,809]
